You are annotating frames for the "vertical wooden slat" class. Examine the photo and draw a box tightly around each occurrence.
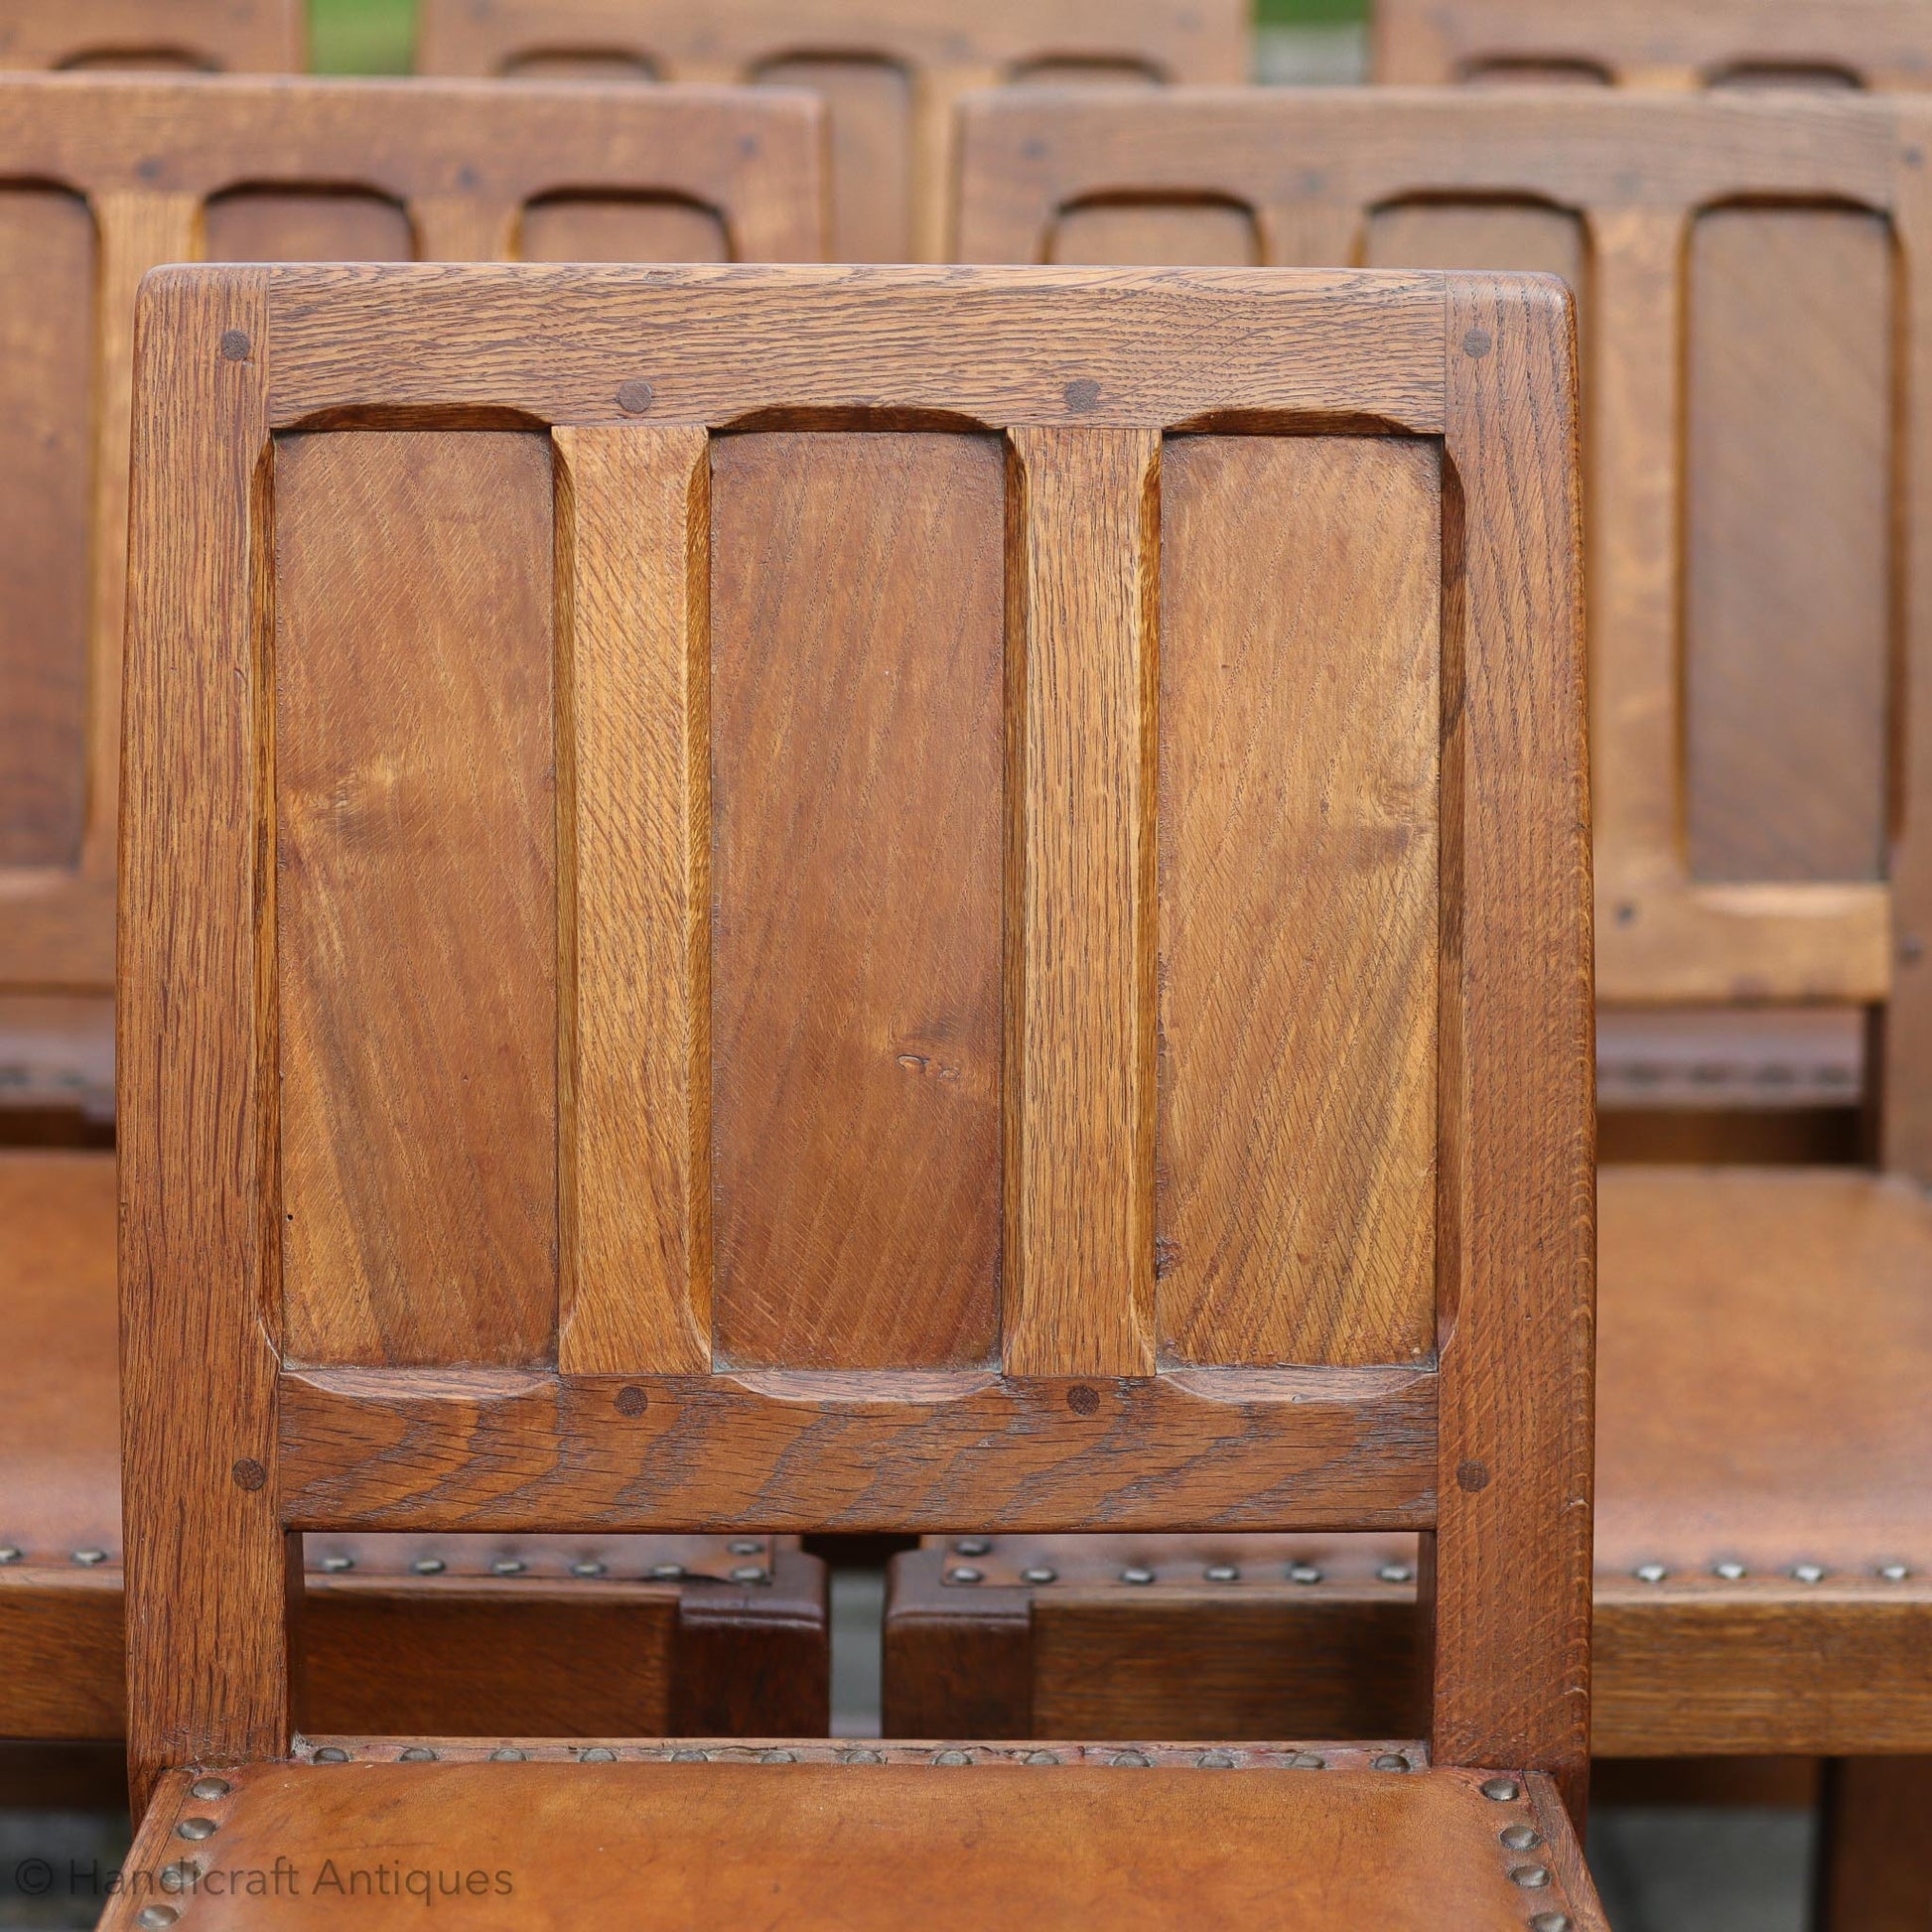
[85,192,200,892]
[755,57,911,262]
[1588,207,1687,915]
[276,431,559,1368]
[1429,277,1594,1816]
[1157,436,1441,1369]
[121,265,291,1814]
[409,198,514,262]
[911,64,1003,264]
[711,433,1005,1371]
[555,424,712,1377]
[1004,427,1160,1381]
[1886,146,1932,1186]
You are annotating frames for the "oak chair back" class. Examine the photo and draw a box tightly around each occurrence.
[1373,0,1932,92]
[0,72,823,1121]
[120,263,1591,1809]
[0,0,303,72]
[956,87,1932,1182]
[415,0,1250,260]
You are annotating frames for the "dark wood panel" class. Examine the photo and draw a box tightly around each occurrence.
[202,189,414,264]
[1686,206,1891,884]
[501,52,657,79]
[1159,437,1441,1368]
[275,431,559,1367]
[1049,199,1260,267]
[0,187,94,870]
[710,433,1005,1371]
[519,194,729,262]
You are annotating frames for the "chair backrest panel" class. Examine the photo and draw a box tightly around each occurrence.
[121,263,1589,1796]
[0,0,303,73]
[0,185,93,878]
[0,74,823,1120]
[416,0,1251,260]
[956,88,1932,1182]
[1374,0,1932,92]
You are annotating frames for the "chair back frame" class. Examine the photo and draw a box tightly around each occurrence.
[120,262,1590,1808]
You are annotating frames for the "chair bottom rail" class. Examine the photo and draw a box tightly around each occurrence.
[287,1734,1437,1772]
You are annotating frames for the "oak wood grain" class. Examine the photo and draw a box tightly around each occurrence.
[1158,436,1440,1369]
[279,1366,1441,1533]
[276,430,560,1369]
[1428,276,1592,1811]
[1005,428,1159,1378]
[711,433,1005,1370]
[259,265,1450,431]
[556,426,712,1378]
[121,264,290,1812]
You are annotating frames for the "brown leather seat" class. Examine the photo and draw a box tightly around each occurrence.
[0,1153,828,1743]
[887,1168,1932,1755]
[120,1752,1595,1931]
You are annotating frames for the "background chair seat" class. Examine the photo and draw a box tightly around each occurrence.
[886,1167,1932,1758]
[109,1752,1598,1931]
[0,1154,828,1744]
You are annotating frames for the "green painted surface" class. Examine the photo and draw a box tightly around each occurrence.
[305,0,1369,73]
[310,0,416,72]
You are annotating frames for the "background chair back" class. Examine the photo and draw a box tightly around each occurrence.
[956,86,1932,1181]
[416,0,1251,259]
[0,72,824,1125]
[1374,0,1932,92]
[0,0,303,73]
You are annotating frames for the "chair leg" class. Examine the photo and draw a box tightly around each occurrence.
[1814,1757,1932,1931]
